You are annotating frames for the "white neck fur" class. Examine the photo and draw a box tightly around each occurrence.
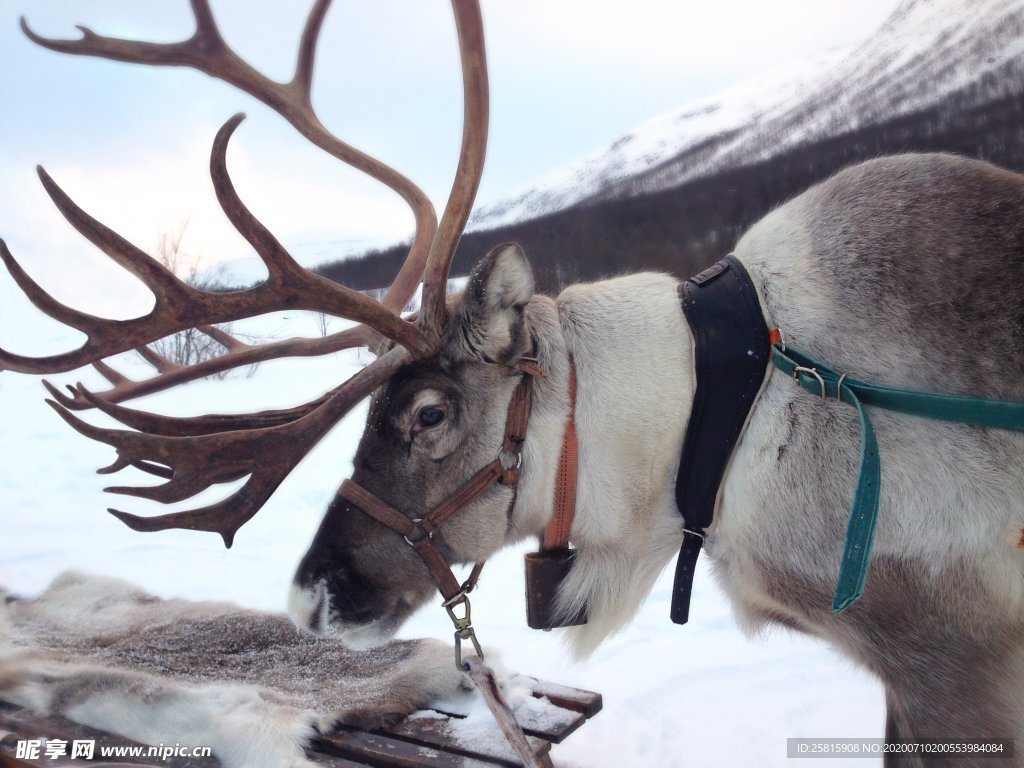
[512,272,693,657]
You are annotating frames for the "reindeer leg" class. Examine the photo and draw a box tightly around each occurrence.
[884,686,900,768]
[875,638,1022,768]
[883,686,925,768]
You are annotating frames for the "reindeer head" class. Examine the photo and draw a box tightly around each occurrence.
[290,243,538,646]
[1,1,546,648]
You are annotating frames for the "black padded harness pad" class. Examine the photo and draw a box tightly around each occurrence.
[672,254,770,624]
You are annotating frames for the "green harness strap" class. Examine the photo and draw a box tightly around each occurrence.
[770,345,1024,612]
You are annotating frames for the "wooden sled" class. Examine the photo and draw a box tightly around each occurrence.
[0,678,601,768]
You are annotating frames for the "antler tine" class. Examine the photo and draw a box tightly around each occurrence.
[73,381,333,437]
[37,166,191,302]
[418,0,489,342]
[206,113,421,339]
[46,346,409,547]
[93,360,130,386]
[0,238,121,343]
[209,113,307,289]
[45,324,379,411]
[49,323,378,410]
[294,0,331,104]
[136,346,181,375]
[21,0,435,320]
[198,325,247,354]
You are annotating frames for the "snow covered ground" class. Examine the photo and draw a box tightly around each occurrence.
[0,282,887,767]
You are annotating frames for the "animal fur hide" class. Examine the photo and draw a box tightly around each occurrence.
[0,571,473,768]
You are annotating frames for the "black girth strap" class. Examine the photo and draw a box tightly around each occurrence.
[672,254,771,624]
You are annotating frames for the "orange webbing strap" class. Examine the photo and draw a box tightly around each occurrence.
[543,358,577,550]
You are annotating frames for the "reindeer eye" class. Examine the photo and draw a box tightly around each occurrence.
[414,405,448,432]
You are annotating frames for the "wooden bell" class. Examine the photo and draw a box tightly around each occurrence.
[524,548,587,630]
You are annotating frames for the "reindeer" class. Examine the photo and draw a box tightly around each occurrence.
[3,2,1023,766]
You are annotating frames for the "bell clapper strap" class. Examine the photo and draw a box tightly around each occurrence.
[525,357,587,630]
[545,357,577,550]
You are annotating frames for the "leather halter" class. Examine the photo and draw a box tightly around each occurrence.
[338,362,541,607]
[672,254,771,624]
[338,350,585,640]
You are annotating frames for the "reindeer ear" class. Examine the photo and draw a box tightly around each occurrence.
[451,243,534,364]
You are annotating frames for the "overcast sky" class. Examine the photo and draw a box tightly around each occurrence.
[0,0,899,319]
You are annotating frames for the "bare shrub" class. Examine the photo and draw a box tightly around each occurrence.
[142,225,250,378]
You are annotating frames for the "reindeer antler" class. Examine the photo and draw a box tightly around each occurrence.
[4,0,490,544]
[48,345,409,548]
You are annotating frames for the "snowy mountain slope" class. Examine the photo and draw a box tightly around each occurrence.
[470,0,1024,229]
[625,0,1024,199]
[467,48,850,230]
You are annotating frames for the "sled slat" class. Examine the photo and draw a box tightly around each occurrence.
[1,679,602,767]
[428,698,584,745]
[307,754,379,768]
[511,701,587,745]
[525,679,604,719]
[378,714,550,767]
[315,727,504,768]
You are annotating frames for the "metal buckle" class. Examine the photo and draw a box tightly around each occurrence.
[403,519,432,547]
[835,373,847,402]
[498,450,523,471]
[441,579,477,606]
[793,366,826,400]
[497,450,523,486]
[682,527,705,543]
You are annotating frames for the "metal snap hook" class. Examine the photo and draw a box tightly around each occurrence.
[444,593,484,669]
[454,625,484,670]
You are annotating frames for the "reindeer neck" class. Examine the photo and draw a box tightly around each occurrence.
[511,273,694,557]
[509,273,695,655]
